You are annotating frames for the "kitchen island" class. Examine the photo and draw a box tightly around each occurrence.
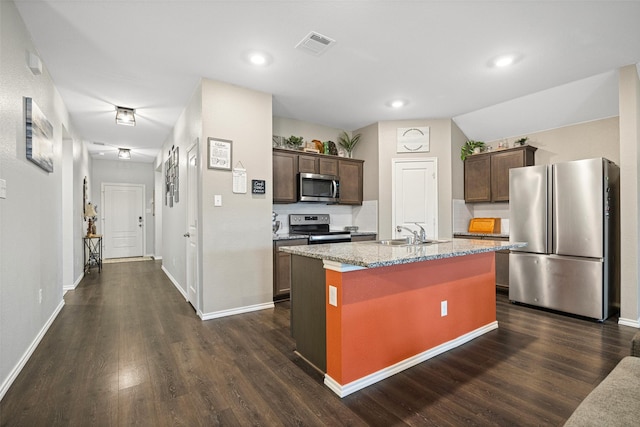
[280,238,526,397]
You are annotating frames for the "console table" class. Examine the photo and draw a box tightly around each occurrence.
[83,235,102,273]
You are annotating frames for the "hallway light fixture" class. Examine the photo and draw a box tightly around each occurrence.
[115,106,136,126]
[118,148,131,160]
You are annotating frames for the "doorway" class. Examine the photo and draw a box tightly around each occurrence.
[102,183,145,259]
[392,158,438,239]
[186,142,199,312]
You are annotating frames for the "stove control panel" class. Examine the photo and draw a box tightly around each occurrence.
[289,214,330,225]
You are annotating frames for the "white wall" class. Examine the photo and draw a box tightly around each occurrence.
[0,0,88,398]
[91,159,156,257]
[273,116,346,148]
[200,79,273,314]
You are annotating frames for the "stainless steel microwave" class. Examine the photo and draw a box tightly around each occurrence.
[299,173,339,202]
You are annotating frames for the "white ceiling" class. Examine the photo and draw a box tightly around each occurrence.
[14,0,640,163]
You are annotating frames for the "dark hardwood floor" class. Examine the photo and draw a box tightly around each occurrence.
[0,260,636,426]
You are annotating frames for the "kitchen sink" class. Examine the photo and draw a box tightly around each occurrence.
[368,238,450,247]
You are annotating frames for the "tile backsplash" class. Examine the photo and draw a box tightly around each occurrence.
[453,200,510,234]
[273,200,378,234]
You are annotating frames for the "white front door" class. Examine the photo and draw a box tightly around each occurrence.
[186,142,199,311]
[103,183,144,259]
[392,158,438,239]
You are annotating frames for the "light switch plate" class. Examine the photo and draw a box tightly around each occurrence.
[214,195,222,206]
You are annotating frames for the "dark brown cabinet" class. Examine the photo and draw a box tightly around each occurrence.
[273,150,298,203]
[298,154,338,176]
[464,146,536,203]
[273,238,308,300]
[273,148,363,205]
[338,159,363,205]
[351,234,377,242]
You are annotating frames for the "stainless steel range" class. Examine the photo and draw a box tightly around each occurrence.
[289,214,351,244]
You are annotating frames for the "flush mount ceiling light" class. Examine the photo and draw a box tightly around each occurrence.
[118,148,131,160]
[489,53,522,68]
[115,106,136,126]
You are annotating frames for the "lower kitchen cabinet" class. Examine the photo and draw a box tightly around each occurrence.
[455,234,509,289]
[351,234,377,242]
[273,238,308,300]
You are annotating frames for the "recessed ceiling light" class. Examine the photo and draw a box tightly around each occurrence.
[389,99,407,109]
[246,51,272,66]
[490,53,521,68]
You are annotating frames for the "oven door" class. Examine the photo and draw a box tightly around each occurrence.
[299,173,339,202]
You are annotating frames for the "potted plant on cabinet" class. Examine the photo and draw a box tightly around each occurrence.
[286,135,304,150]
[337,131,362,158]
[460,140,486,161]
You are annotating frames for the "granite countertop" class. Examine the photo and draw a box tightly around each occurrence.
[273,231,377,241]
[453,232,510,239]
[279,238,526,269]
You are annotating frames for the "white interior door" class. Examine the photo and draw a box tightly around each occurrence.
[103,184,144,259]
[186,143,199,311]
[392,158,438,239]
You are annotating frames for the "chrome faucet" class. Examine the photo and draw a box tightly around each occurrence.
[396,225,420,244]
[414,223,427,242]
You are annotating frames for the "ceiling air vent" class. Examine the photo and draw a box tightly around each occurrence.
[295,31,336,56]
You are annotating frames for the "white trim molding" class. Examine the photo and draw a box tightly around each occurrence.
[63,273,84,293]
[201,302,275,321]
[161,265,187,300]
[618,317,640,328]
[324,321,499,398]
[323,260,367,273]
[0,300,65,401]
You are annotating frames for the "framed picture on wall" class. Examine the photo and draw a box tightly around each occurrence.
[207,137,232,170]
[25,97,54,172]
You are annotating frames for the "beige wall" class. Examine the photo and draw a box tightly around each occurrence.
[451,121,467,200]
[488,117,620,166]
[376,119,455,240]
[0,0,89,397]
[273,116,345,145]
[619,65,640,325]
[355,122,380,202]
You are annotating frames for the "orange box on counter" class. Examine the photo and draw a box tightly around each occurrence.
[468,217,501,234]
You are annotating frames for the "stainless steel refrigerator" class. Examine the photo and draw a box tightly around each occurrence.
[509,158,619,321]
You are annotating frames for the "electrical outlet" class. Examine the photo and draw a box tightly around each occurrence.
[39,289,43,304]
[441,300,447,317]
[329,286,337,306]
[214,195,222,206]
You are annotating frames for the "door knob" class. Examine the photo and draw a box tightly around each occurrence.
[183,232,191,237]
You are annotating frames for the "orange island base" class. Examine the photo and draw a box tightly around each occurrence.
[280,238,526,397]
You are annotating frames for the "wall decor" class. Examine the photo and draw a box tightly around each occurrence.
[252,179,266,194]
[208,137,232,170]
[396,126,430,153]
[25,97,54,172]
[165,145,179,206]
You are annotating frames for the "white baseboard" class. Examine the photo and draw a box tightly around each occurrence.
[153,256,163,260]
[161,265,187,300]
[201,302,275,321]
[324,321,499,398]
[618,317,640,328]
[63,273,84,294]
[0,300,65,401]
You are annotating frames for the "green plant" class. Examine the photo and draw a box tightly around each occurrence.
[337,131,362,157]
[514,137,529,146]
[460,140,486,161]
[287,135,304,149]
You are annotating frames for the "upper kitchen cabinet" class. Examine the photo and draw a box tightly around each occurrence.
[298,154,338,176]
[272,148,363,205]
[464,145,536,203]
[338,159,363,205]
[273,149,298,203]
